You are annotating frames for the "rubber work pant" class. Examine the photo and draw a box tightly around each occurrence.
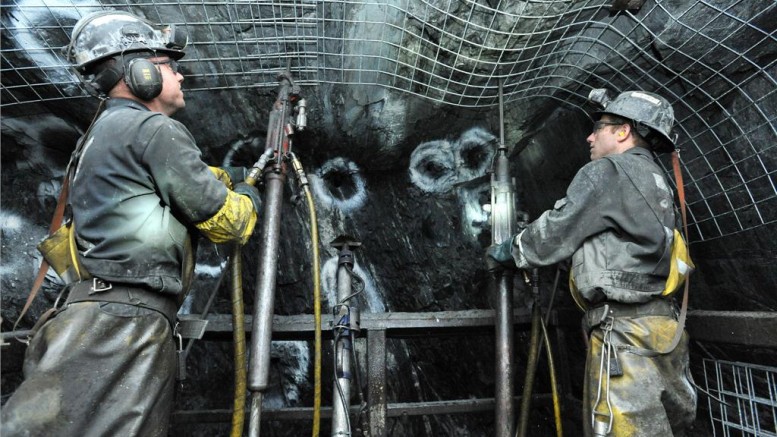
[1,301,176,437]
[582,315,697,437]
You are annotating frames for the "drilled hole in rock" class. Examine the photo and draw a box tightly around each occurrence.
[322,169,357,200]
[460,145,487,169]
[422,159,449,179]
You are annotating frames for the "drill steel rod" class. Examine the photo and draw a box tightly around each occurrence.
[332,251,354,436]
[492,79,516,437]
[248,169,286,436]
[248,74,295,437]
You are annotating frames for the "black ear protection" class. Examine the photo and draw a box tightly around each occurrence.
[125,57,163,101]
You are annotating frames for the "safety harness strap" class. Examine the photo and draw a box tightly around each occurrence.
[663,150,691,355]
[634,152,692,357]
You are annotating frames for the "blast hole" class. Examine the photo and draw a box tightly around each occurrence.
[460,144,487,169]
[423,159,449,178]
[322,169,357,200]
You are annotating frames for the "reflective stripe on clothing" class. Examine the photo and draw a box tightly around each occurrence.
[1,302,176,437]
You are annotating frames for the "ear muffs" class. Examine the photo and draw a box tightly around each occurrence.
[125,58,163,101]
[88,64,123,96]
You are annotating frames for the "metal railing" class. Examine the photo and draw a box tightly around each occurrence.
[169,308,575,436]
[702,359,777,437]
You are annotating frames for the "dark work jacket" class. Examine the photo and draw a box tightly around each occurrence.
[518,147,675,304]
[70,98,228,298]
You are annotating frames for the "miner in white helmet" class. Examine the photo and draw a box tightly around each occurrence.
[487,89,697,436]
[2,10,261,436]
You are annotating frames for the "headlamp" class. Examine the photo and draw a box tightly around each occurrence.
[164,24,188,51]
[588,88,612,109]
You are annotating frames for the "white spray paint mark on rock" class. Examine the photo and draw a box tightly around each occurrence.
[322,255,385,313]
[1,211,24,234]
[409,128,498,239]
[263,341,310,407]
[409,139,457,193]
[194,260,226,278]
[9,0,101,89]
[0,211,43,277]
[409,127,496,193]
[455,127,496,181]
[310,157,368,212]
[457,181,491,239]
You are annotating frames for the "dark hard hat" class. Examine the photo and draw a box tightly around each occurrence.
[589,89,677,153]
[64,10,187,73]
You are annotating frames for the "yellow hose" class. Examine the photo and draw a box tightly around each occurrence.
[517,301,542,437]
[231,246,247,437]
[540,317,563,437]
[302,184,322,437]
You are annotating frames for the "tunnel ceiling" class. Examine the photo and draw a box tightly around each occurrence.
[2,0,776,244]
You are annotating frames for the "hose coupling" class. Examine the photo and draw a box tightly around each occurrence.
[289,153,309,187]
[295,99,307,131]
[245,148,275,185]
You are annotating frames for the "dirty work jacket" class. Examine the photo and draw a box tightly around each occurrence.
[70,98,255,299]
[515,147,675,304]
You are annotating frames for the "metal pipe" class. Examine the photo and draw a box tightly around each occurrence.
[248,167,287,437]
[492,79,516,437]
[247,72,301,437]
[495,271,515,437]
[332,247,354,436]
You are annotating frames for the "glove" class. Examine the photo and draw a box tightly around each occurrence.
[233,182,261,212]
[485,235,517,272]
[222,166,248,187]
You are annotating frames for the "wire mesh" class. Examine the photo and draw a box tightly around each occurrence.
[702,359,777,437]
[1,0,775,242]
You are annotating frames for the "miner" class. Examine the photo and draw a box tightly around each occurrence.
[2,10,261,436]
[487,89,697,436]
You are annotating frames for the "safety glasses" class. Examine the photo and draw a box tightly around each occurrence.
[592,120,623,132]
[152,59,181,74]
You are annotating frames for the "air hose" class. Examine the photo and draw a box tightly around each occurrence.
[231,244,247,437]
[231,147,273,437]
[517,292,542,437]
[540,317,563,437]
[516,268,563,437]
[290,153,322,437]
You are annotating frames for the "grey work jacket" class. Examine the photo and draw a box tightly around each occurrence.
[516,147,675,304]
[70,98,228,299]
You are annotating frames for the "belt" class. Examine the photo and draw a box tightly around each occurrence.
[584,299,676,333]
[65,278,178,328]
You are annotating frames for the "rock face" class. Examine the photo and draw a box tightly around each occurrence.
[2,1,776,436]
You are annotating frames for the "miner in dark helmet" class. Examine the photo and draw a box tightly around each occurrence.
[487,89,697,436]
[2,10,261,436]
